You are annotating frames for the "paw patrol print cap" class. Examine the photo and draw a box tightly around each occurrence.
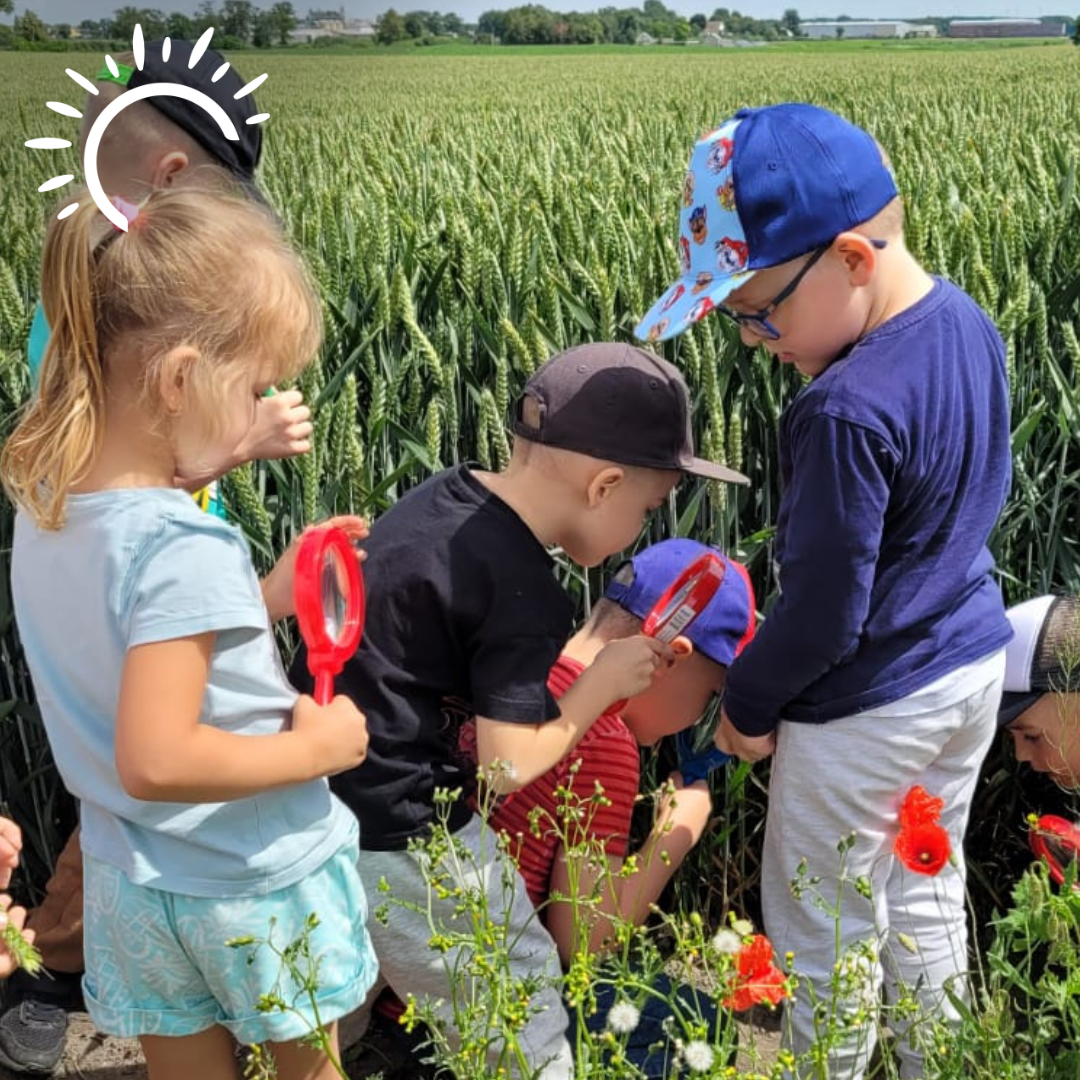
[635,103,898,344]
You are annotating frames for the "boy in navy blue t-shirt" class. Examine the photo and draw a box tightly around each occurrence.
[638,104,1011,1079]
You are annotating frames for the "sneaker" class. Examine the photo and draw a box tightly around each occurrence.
[343,1010,441,1080]
[0,969,79,1075]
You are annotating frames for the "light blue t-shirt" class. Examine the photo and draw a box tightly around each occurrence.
[12,487,357,898]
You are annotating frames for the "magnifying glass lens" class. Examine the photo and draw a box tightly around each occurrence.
[320,548,349,643]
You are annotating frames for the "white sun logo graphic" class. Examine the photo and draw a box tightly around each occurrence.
[25,24,269,231]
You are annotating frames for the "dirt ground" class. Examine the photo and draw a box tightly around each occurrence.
[0,1008,783,1079]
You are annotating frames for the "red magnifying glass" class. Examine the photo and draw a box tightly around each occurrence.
[1029,814,1080,890]
[294,526,365,705]
[610,552,726,711]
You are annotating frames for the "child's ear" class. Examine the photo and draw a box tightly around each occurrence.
[833,232,878,286]
[153,150,191,189]
[585,465,625,509]
[156,345,200,414]
[672,636,694,660]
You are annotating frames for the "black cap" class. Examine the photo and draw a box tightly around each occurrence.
[111,38,263,183]
[1000,595,1080,726]
[512,343,749,484]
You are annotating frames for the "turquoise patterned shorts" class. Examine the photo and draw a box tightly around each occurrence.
[82,840,377,1044]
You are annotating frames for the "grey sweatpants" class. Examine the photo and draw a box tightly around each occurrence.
[354,814,573,1079]
[762,651,1004,1080]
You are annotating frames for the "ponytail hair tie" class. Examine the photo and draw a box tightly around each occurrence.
[110,196,142,232]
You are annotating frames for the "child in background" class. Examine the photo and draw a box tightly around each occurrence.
[638,104,1011,1079]
[8,40,311,1075]
[294,343,745,1078]
[3,188,376,1080]
[1000,595,1080,788]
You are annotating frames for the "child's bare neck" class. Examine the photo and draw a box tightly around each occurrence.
[74,405,175,493]
[862,245,934,335]
[473,464,563,549]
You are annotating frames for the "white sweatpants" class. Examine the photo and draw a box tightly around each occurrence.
[761,652,1004,1080]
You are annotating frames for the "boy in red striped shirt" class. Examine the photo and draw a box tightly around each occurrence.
[491,537,756,1076]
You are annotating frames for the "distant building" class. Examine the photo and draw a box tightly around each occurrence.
[636,31,656,45]
[288,26,338,43]
[340,19,376,37]
[947,19,1065,39]
[803,20,936,40]
[700,32,724,46]
[288,15,376,43]
[705,20,725,36]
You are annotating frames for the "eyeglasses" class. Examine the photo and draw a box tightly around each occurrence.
[717,239,888,341]
[716,245,828,341]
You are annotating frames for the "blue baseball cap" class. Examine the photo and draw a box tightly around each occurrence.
[635,103,898,344]
[604,538,756,666]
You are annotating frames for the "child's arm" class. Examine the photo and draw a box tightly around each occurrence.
[721,414,894,748]
[175,390,314,493]
[115,634,368,802]
[475,635,672,793]
[545,774,712,966]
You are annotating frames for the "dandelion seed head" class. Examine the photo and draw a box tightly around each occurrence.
[683,1040,714,1072]
[712,928,742,954]
[606,1001,641,1035]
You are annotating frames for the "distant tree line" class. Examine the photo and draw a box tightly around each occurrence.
[0,2,804,49]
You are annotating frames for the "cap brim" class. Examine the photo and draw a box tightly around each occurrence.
[634,268,757,344]
[680,456,749,485]
[999,690,1043,727]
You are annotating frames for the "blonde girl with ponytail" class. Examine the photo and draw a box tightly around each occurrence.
[3,189,377,1080]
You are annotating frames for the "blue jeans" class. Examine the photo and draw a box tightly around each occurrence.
[568,970,733,1078]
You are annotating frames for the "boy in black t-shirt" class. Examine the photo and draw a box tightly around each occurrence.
[292,342,744,1078]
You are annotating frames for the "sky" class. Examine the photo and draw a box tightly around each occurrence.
[9,1,1064,25]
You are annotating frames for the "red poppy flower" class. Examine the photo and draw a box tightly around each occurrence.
[898,786,944,830]
[722,934,789,1011]
[895,820,951,876]
[1029,814,1080,888]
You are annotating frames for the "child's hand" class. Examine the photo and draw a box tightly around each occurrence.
[173,390,314,490]
[0,817,22,891]
[262,516,369,623]
[293,694,370,777]
[656,772,713,850]
[714,707,776,763]
[235,390,313,464]
[589,635,672,702]
[0,897,38,979]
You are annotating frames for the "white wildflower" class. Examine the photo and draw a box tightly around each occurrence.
[683,1040,714,1072]
[711,928,742,954]
[606,1000,641,1035]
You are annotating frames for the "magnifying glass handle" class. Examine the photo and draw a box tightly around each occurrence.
[314,671,334,706]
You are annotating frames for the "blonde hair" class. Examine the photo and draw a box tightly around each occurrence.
[2,188,322,529]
